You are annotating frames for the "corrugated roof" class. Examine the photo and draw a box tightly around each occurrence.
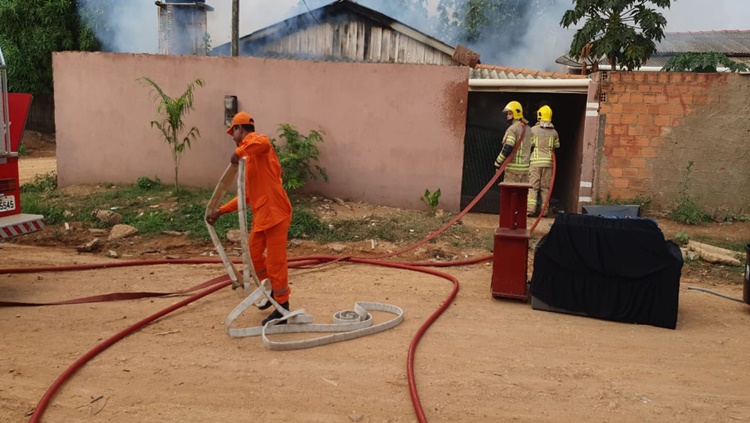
[470,64,585,80]
[556,30,750,69]
[212,0,456,58]
[656,30,750,55]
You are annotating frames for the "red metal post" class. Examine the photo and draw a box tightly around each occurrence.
[491,182,532,301]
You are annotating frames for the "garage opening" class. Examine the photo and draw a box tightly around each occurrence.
[461,90,588,215]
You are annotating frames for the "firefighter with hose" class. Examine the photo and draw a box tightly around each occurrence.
[206,112,293,326]
[527,105,560,217]
[493,101,531,183]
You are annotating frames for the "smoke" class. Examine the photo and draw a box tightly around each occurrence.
[78,0,158,53]
[80,0,750,69]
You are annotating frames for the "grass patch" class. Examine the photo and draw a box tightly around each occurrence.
[18,181,493,252]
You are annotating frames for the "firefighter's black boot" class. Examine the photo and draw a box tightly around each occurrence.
[257,293,274,310]
[262,302,289,326]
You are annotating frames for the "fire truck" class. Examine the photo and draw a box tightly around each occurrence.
[0,45,44,239]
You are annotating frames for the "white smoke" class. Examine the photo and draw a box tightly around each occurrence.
[81,0,750,69]
[79,0,158,53]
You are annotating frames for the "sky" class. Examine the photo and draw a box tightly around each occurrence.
[86,0,750,70]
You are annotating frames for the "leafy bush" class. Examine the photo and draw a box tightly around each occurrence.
[420,188,441,216]
[272,124,328,191]
[669,162,709,225]
[136,176,161,190]
[20,171,57,193]
[662,52,749,73]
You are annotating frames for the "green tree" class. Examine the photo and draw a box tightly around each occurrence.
[138,77,204,194]
[0,0,98,95]
[436,0,542,45]
[560,0,671,71]
[271,124,328,192]
[662,52,749,73]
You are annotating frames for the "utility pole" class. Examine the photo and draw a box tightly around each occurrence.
[231,0,239,56]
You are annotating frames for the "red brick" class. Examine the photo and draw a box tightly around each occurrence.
[607,114,622,125]
[654,115,671,126]
[643,126,661,136]
[638,84,651,92]
[654,94,669,103]
[633,72,646,82]
[623,104,640,114]
[665,85,681,95]
[628,179,645,190]
[627,126,643,136]
[657,73,670,83]
[670,73,684,84]
[634,136,651,146]
[641,147,657,158]
[612,147,627,157]
[623,167,639,178]
[610,72,621,82]
[629,93,643,103]
[607,156,631,168]
[613,125,628,135]
[647,105,661,114]
[631,158,646,168]
[626,146,642,156]
[693,95,710,104]
[608,168,623,177]
[621,114,638,124]
[642,94,656,104]
[613,178,630,188]
[638,114,653,126]
[604,125,614,135]
[618,93,631,103]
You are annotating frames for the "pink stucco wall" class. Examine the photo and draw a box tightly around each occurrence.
[53,52,468,211]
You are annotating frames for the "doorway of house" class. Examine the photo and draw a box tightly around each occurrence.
[460,91,587,215]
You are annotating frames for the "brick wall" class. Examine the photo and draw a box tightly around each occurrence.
[598,71,750,215]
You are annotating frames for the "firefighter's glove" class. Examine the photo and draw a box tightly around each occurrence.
[494,156,505,169]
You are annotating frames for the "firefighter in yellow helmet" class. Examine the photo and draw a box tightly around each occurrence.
[493,100,531,183]
[527,105,560,217]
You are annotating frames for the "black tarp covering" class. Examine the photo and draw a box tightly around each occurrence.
[530,214,683,329]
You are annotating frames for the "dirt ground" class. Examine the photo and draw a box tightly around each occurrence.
[2,133,750,422]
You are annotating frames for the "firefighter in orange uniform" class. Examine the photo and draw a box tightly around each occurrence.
[206,112,293,325]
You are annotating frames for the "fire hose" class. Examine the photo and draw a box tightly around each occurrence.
[3,141,557,423]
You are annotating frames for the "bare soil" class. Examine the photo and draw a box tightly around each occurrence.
[2,134,750,422]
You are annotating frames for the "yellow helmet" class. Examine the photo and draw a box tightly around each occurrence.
[502,101,524,120]
[537,105,553,122]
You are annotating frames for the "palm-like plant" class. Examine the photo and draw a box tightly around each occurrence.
[138,76,204,194]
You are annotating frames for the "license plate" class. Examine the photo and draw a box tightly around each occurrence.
[0,195,16,212]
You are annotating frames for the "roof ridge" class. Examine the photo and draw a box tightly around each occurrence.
[475,64,585,79]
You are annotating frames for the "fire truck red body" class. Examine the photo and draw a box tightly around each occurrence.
[0,46,44,239]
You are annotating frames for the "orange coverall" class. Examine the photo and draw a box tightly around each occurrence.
[219,132,293,304]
